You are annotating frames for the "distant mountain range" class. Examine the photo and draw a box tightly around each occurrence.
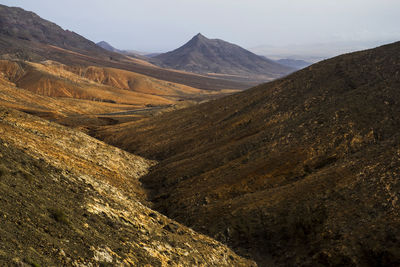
[96,41,148,60]
[150,33,294,82]
[251,39,398,63]
[275,58,311,69]
[0,5,249,90]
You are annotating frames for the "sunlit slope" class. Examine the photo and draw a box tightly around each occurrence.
[0,60,174,105]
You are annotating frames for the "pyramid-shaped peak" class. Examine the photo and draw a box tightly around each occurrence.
[192,33,208,41]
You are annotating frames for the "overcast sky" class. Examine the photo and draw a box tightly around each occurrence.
[1,0,400,53]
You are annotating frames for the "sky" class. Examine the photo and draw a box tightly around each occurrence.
[1,0,400,53]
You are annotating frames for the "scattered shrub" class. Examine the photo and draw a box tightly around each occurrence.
[0,167,5,177]
[49,208,68,224]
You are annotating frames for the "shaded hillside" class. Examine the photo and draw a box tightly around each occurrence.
[96,42,400,266]
[0,4,117,61]
[0,106,255,266]
[0,5,100,51]
[152,33,294,83]
[0,5,251,90]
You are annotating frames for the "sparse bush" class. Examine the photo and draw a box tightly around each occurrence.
[99,262,114,267]
[22,171,34,182]
[25,258,41,267]
[0,167,6,177]
[49,208,68,224]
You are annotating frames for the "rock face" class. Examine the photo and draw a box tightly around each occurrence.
[96,41,400,266]
[0,107,255,266]
[152,33,294,83]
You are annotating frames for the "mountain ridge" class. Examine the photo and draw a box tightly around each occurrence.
[0,5,251,90]
[152,33,294,83]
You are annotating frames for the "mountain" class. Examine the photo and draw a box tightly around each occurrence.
[275,58,311,70]
[152,33,294,83]
[0,106,254,266]
[0,5,114,60]
[96,41,148,60]
[0,5,250,90]
[96,41,122,53]
[95,41,400,266]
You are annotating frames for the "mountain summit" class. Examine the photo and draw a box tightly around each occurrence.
[152,33,294,82]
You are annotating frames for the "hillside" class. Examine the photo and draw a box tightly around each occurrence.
[0,5,251,90]
[0,59,227,104]
[0,106,255,266]
[152,33,294,83]
[96,41,400,266]
[0,60,172,105]
[0,59,238,130]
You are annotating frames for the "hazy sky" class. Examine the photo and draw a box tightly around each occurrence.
[1,0,400,52]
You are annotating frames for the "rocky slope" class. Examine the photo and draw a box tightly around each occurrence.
[96,41,400,266]
[0,106,255,266]
[152,33,294,83]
